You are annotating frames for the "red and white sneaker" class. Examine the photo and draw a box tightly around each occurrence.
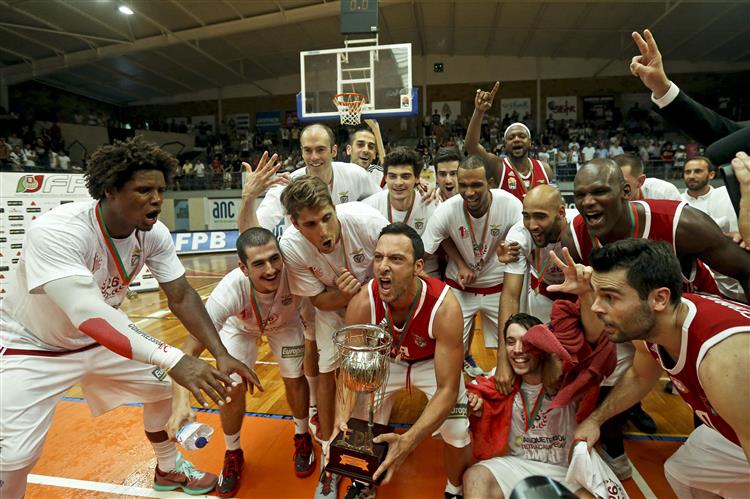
[153,453,217,495]
[294,432,316,477]
[309,406,323,444]
[216,449,244,498]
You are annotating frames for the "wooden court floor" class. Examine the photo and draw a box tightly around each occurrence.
[27,253,696,498]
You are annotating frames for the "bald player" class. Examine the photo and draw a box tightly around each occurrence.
[466,82,554,201]
[499,184,577,329]
[613,153,681,201]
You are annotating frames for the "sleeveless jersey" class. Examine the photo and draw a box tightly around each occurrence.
[645,294,750,446]
[367,276,450,363]
[570,199,721,296]
[499,158,550,201]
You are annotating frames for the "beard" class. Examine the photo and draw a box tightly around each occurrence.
[606,300,656,343]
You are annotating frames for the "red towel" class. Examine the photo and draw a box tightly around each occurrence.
[466,376,518,460]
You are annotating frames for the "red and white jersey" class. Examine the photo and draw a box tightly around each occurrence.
[570,199,721,296]
[367,276,449,363]
[498,158,550,202]
[0,200,184,351]
[204,267,313,337]
[422,189,523,288]
[644,294,750,446]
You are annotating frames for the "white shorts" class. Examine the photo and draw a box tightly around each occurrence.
[601,342,635,387]
[0,345,171,470]
[454,289,501,349]
[353,358,471,448]
[220,324,304,379]
[477,455,581,498]
[315,309,345,373]
[527,290,553,323]
[665,424,750,498]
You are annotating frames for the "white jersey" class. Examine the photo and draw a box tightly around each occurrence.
[681,185,738,233]
[366,164,384,186]
[422,189,523,287]
[508,382,577,467]
[0,200,184,351]
[280,201,388,304]
[205,267,314,337]
[256,161,381,232]
[640,177,681,201]
[363,189,439,276]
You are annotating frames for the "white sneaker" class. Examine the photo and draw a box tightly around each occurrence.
[463,360,484,378]
[598,448,632,481]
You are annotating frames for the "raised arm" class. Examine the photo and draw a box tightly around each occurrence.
[465,82,502,170]
[364,119,386,167]
[238,152,289,232]
[733,152,750,247]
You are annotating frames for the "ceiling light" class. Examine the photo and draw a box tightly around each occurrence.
[118,5,134,15]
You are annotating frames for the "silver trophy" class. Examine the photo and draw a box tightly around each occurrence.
[327,324,392,483]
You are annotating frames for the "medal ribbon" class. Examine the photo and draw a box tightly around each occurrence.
[519,382,545,432]
[462,197,492,259]
[248,282,273,335]
[384,278,422,359]
[95,202,135,285]
[588,202,639,249]
[320,222,352,278]
[533,246,552,293]
[387,191,415,224]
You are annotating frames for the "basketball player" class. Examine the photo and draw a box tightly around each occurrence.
[565,158,750,300]
[363,147,439,276]
[613,153,681,201]
[0,137,258,498]
[466,81,555,201]
[422,155,523,386]
[499,184,577,328]
[167,228,315,497]
[278,176,389,498]
[254,123,380,234]
[574,239,750,498]
[343,223,471,499]
[435,147,462,201]
[346,119,386,185]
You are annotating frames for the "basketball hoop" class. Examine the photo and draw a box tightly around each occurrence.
[333,92,366,125]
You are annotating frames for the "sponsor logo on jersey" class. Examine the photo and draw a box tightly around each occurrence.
[151,367,168,381]
[413,334,428,348]
[92,254,102,274]
[9,229,25,235]
[448,403,468,418]
[507,176,517,190]
[10,244,22,249]
[352,248,365,263]
[338,191,350,203]
[6,200,22,206]
[26,207,41,213]
[458,226,468,239]
[130,247,141,267]
[16,175,45,193]
[281,345,305,358]
[490,224,502,237]
[413,218,424,230]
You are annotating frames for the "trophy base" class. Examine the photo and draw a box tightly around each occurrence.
[326,418,392,485]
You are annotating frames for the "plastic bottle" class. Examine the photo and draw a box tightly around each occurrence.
[176,422,214,451]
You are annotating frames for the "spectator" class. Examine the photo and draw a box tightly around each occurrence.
[57,150,71,170]
[582,141,596,162]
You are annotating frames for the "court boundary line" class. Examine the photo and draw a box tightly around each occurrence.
[27,473,215,498]
[628,458,658,498]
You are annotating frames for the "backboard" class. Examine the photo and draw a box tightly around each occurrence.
[297,43,416,122]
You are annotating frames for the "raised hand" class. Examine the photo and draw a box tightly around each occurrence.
[474,81,500,112]
[216,353,264,395]
[630,29,671,99]
[546,247,593,296]
[497,240,520,264]
[241,151,290,199]
[168,354,237,408]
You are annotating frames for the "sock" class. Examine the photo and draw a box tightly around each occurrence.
[309,404,318,419]
[294,417,309,435]
[321,439,330,467]
[445,480,463,495]
[224,430,242,451]
[306,375,319,406]
[151,439,177,472]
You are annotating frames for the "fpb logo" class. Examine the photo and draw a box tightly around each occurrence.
[16,175,45,193]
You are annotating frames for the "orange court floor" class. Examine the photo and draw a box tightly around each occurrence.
[25,253,695,498]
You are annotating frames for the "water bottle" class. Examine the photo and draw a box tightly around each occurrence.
[176,422,214,451]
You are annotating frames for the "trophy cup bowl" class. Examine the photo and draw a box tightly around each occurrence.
[326,324,393,484]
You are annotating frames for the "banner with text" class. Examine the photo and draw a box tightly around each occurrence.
[500,98,531,121]
[546,96,578,121]
[205,198,239,230]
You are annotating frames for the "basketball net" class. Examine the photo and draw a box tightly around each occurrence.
[333,92,366,126]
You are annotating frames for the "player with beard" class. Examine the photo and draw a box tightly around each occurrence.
[564,158,750,301]
[466,82,554,201]
[364,148,439,277]
[0,137,257,498]
[575,239,750,498]
[343,223,470,499]
[498,185,578,328]
[346,120,386,186]
[613,153,681,201]
[435,147,462,201]
[278,176,389,499]
[422,155,523,385]
[681,156,738,233]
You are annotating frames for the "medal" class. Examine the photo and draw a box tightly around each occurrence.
[514,435,524,447]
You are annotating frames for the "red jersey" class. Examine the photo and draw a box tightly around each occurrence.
[570,199,721,296]
[498,158,550,201]
[645,293,750,446]
[368,276,450,363]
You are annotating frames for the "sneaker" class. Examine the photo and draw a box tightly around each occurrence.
[463,356,484,378]
[310,408,323,444]
[627,405,657,434]
[345,480,376,499]
[314,470,340,499]
[153,452,218,495]
[598,448,632,481]
[294,433,316,477]
[216,449,244,498]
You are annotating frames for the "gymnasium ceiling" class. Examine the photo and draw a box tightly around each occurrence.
[1,0,749,105]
